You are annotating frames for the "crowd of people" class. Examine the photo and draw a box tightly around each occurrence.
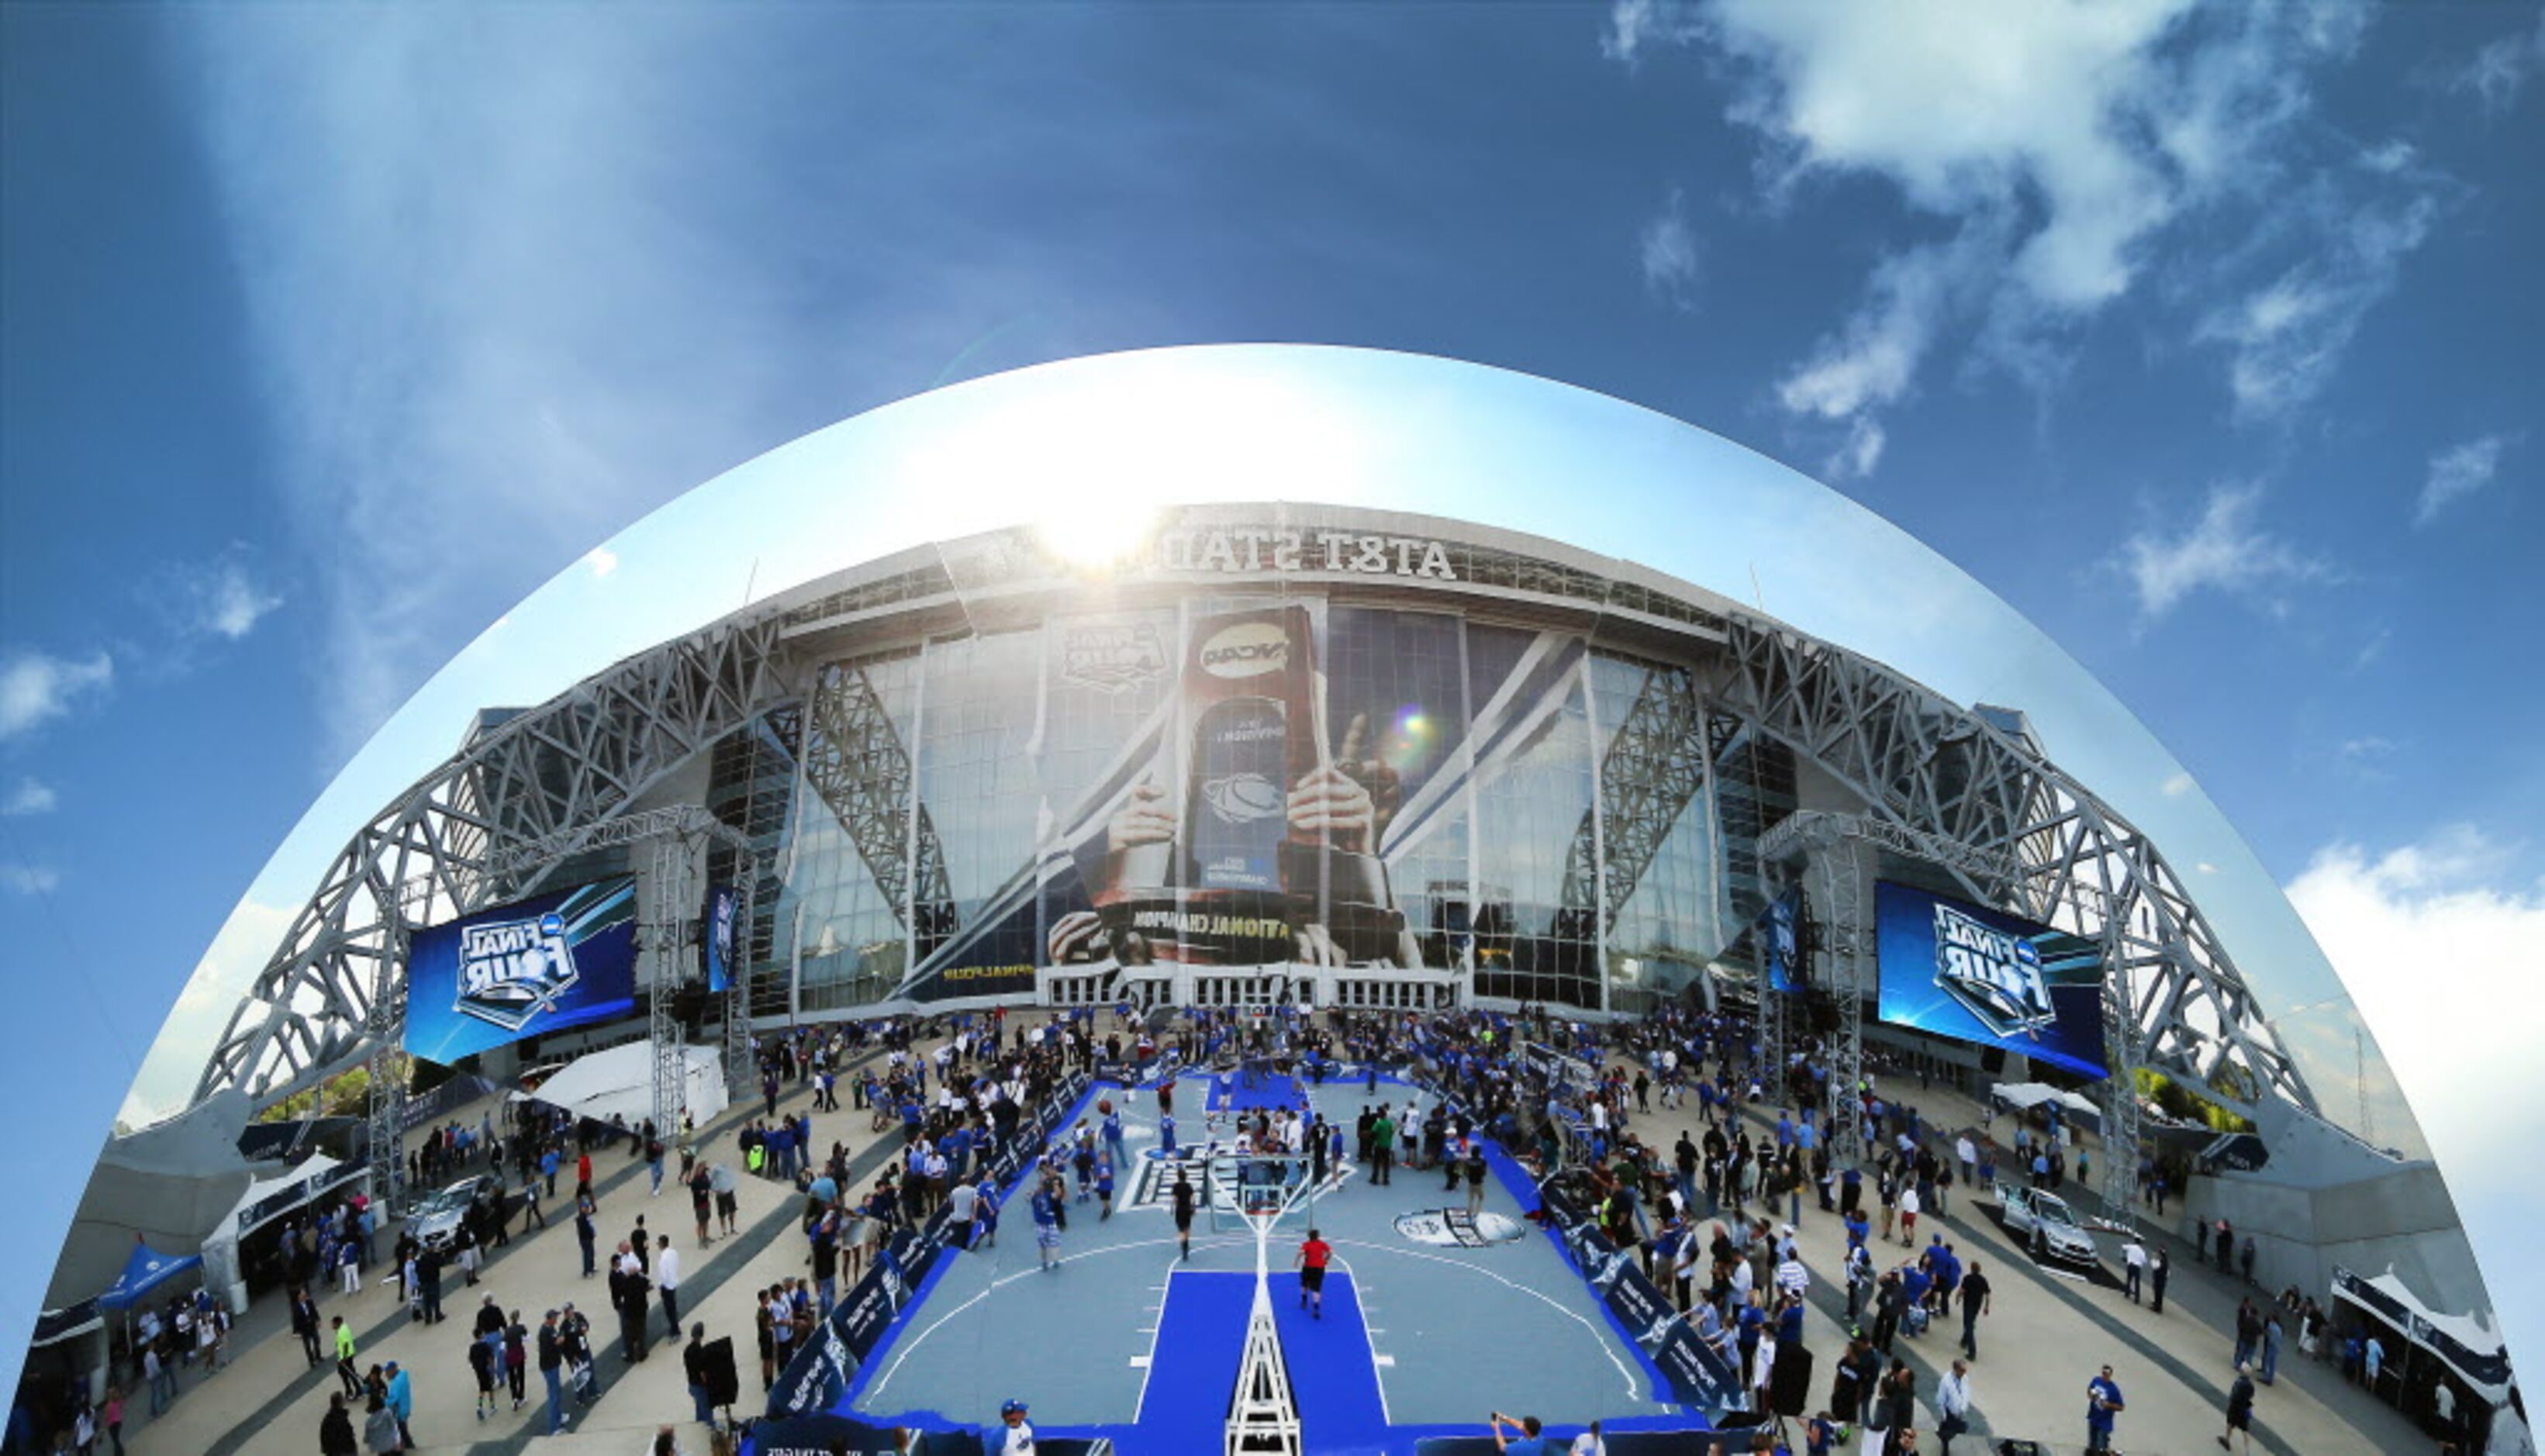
[5,996,2488,1456]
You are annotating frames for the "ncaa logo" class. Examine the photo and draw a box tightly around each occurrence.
[1199,620,1288,678]
[454,910,582,1032]
[1200,772,1283,823]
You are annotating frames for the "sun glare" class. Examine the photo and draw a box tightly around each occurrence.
[1034,507,1158,571]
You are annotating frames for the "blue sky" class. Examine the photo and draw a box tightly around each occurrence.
[2,1,2539,1385]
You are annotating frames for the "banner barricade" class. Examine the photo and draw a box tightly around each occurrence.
[765,1071,1099,1420]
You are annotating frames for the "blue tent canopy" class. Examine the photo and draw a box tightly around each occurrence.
[96,1240,201,1311]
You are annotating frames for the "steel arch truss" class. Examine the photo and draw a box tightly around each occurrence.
[1561,659,1711,926]
[1711,615,2314,1116]
[193,617,794,1109]
[801,659,958,955]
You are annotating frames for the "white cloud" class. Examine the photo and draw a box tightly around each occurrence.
[1823,416,1885,482]
[2337,735,2396,781]
[2450,20,2543,116]
[2161,771,2195,798]
[1601,0,1687,66]
[2119,482,2329,620]
[2351,625,2392,671]
[2357,139,2416,175]
[0,650,113,740]
[2287,827,2545,1345]
[584,546,620,578]
[2195,194,2437,419]
[178,13,879,757]
[196,561,285,640]
[1638,190,1701,306]
[0,864,60,895]
[0,779,57,816]
[1612,0,2399,447]
[181,11,1193,761]
[1777,234,1974,426]
[2414,433,2516,526]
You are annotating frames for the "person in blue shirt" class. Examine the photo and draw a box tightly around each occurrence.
[2085,1365,2125,1452]
[384,1361,414,1449]
[972,1176,1000,1251]
[1159,1111,1178,1158]
[1096,1156,1117,1220]
[1030,1176,1065,1272]
[1734,1294,1769,1387]
[986,1396,1036,1454]
[1101,1101,1127,1167]
[1486,1411,1549,1454]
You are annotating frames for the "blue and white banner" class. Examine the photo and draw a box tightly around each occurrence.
[1759,885,1804,993]
[704,883,740,993]
[403,878,639,1064]
[1873,880,2108,1080]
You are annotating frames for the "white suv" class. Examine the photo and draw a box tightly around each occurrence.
[1998,1184,2099,1267]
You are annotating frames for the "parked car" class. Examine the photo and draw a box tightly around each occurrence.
[408,1175,497,1254]
[1998,1184,2100,1266]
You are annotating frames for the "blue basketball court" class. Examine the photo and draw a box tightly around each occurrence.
[821,1071,1708,1454]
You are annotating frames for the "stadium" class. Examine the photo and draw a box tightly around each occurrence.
[23,348,2519,1454]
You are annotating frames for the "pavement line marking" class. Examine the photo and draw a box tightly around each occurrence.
[866,1233,1224,1406]
[1322,1240,1643,1402]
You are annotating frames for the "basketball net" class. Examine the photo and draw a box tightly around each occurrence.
[1224,1152,1312,1455]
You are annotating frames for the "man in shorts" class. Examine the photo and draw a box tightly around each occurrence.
[2220,1362,2257,1452]
[1172,1170,1197,1261]
[1295,1228,1333,1319]
[1031,1175,1065,1272]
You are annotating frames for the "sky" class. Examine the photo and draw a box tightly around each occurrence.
[2,0,2540,1390]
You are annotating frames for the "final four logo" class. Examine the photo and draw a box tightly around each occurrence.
[1931,901,2057,1040]
[454,912,582,1032]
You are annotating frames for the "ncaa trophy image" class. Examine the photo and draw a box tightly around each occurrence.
[1076,605,1421,970]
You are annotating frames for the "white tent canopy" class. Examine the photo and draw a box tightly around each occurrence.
[1990,1081,2100,1118]
[517,1040,728,1130]
[228,1154,341,1234]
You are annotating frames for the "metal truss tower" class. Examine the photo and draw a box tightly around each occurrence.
[474,806,758,1140]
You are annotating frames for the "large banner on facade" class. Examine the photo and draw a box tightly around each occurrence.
[782,571,1728,1012]
[402,878,638,1064]
[1873,880,2108,1080]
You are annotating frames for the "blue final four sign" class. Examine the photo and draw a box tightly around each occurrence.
[1873,880,2110,1080]
[404,877,640,1064]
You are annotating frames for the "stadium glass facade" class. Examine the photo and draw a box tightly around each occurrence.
[746,571,1763,1023]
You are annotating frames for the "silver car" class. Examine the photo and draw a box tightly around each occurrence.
[408,1176,495,1254]
[1998,1184,2099,1266]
